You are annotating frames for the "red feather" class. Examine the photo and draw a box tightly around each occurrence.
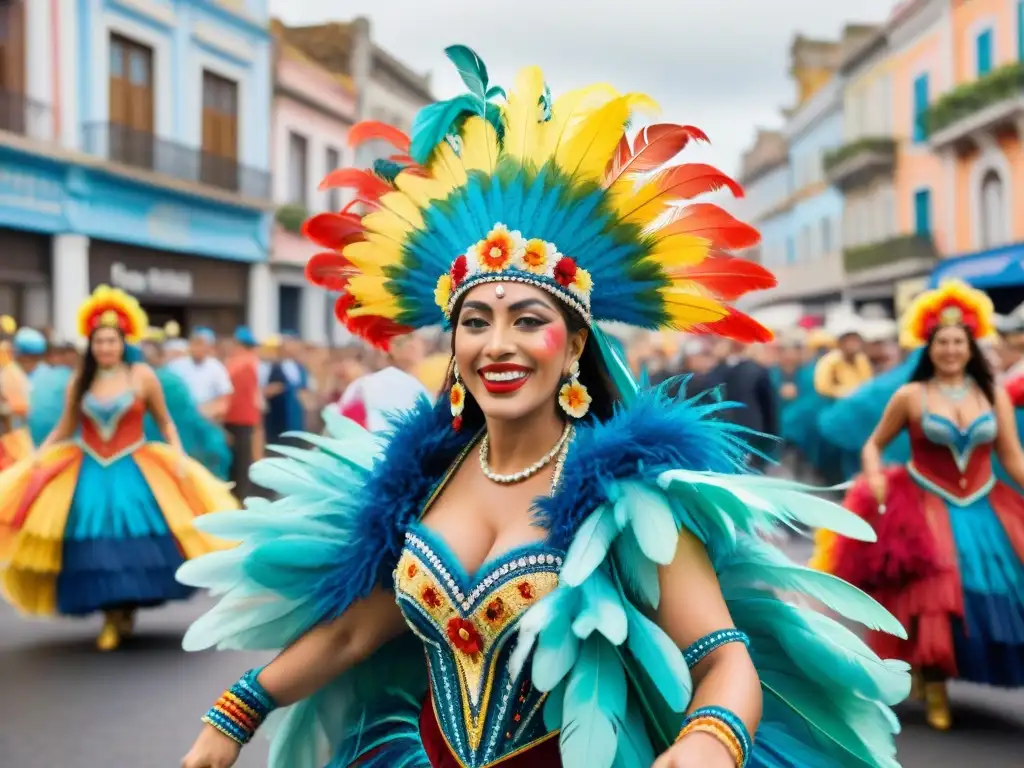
[332,293,411,351]
[647,163,744,201]
[318,168,394,202]
[305,252,359,291]
[700,308,773,344]
[302,212,364,250]
[672,255,777,301]
[662,204,761,250]
[606,124,708,183]
[347,120,411,152]
[333,293,357,322]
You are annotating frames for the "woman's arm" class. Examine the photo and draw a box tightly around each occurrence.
[139,365,184,453]
[34,379,80,453]
[182,588,408,768]
[651,530,761,767]
[861,385,911,482]
[992,387,1024,488]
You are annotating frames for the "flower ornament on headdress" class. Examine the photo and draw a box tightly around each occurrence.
[302,45,777,350]
[76,284,149,344]
[899,279,996,349]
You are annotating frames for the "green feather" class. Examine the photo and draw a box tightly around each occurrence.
[444,44,489,101]
[572,569,628,644]
[560,636,628,768]
[622,602,692,711]
[561,504,618,587]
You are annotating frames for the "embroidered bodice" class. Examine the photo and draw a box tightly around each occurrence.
[908,406,997,505]
[79,390,147,464]
[394,523,565,767]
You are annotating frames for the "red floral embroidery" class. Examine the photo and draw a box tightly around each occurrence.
[421,587,442,608]
[553,257,577,287]
[517,582,534,600]
[450,255,468,287]
[447,617,482,654]
[485,598,505,622]
[406,563,418,579]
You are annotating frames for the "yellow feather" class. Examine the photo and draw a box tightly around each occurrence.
[610,174,670,227]
[659,288,729,327]
[429,141,468,189]
[346,276,400,318]
[647,233,711,268]
[379,192,425,231]
[342,241,393,276]
[538,83,619,162]
[460,115,499,174]
[555,93,658,182]
[504,66,546,164]
[395,171,452,208]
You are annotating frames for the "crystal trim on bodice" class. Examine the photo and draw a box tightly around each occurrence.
[394,525,564,767]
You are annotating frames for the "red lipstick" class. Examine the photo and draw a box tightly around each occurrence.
[477,363,532,395]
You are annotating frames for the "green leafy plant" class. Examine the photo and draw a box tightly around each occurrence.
[924,62,1024,137]
[842,234,937,273]
[276,203,308,234]
[824,137,896,174]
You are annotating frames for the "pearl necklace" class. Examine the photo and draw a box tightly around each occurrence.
[937,378,971,402]
[479,423,573,485]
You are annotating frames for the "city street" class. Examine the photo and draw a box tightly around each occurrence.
[1,549,1023,768]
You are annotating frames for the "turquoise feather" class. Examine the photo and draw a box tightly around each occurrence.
[560,504,617,587]
[611,696,657,768]
[445,44,489,101]
[611,530,660,608]
[571,568,628,644]
[560,636,627,768]
[622,602,692,712]
[533,598,582,691]
[614,480,679,565]
[509,586,577,680]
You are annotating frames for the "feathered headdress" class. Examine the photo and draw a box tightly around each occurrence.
[899,279,995,348]
[76,284,149,343]
[302,45,775,351]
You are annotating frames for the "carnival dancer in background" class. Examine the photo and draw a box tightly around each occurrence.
[0,285,237,651]
[0,325,45,469]
[179,46,906,768]
[336,330,430,431]
[770,329,809,480]
[812,280,1024,731]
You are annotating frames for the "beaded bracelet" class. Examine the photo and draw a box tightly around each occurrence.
[683,629,750,668]
[676,706,752,767]
[202,668,277,746]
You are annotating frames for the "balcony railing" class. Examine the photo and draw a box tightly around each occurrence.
[823,137,896,189]
[925,63,1024,148]
[82,122,272,200]
[842,234,937,274]
[0,89,54,142]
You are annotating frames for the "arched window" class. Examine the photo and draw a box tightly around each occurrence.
[980,169,1006,248]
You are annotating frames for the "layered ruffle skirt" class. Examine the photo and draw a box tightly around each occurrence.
[814,466,1024,685]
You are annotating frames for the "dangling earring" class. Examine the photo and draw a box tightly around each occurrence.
[558,360,591,419]
[450,361,466,431]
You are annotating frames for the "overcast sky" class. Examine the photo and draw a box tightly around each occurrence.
[269,0,899,176]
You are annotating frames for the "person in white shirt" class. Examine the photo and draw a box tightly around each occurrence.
[167,327,233,422]
[337,332,431,433]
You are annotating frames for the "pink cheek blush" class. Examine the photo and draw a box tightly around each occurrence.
[536,326,566,359]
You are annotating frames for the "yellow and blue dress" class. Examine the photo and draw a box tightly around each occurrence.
[0,386,236,617]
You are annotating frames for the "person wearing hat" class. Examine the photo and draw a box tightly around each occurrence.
[223,327,262,497]
[812,321,873,399]
[167,327,233,423]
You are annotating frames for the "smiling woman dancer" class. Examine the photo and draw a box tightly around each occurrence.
[812,280,1024,731]
[179,46,908,768]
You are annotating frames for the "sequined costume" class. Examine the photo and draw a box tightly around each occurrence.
[179,46,908,768]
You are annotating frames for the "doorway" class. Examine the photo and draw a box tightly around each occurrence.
[141,303,187,335]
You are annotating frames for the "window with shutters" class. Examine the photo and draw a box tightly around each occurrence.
[325,147,341,211]
[201,70,239,189]
[912,74,928,143]
[109,34,154,168]
[288,132,309,207]
[0,0,26,133]
[976,28,993,77]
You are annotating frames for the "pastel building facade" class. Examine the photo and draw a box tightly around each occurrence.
[1,0,275,340]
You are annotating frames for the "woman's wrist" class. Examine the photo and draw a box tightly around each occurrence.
[201,668,277,746]
[675,706,751,767]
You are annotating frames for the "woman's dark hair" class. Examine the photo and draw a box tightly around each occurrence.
[444,295,622,433]
[909,323,995,403]
[72,326,128,408]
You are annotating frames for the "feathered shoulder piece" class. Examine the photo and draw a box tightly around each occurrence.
[302,45,776,350]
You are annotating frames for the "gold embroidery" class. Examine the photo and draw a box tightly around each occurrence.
[396,549,560,755]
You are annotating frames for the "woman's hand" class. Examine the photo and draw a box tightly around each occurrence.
[180,725,241,768]
[652,731,738,768]
[867,472,887,509]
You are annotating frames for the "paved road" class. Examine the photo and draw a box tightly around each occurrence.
[1,550,1023,768]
